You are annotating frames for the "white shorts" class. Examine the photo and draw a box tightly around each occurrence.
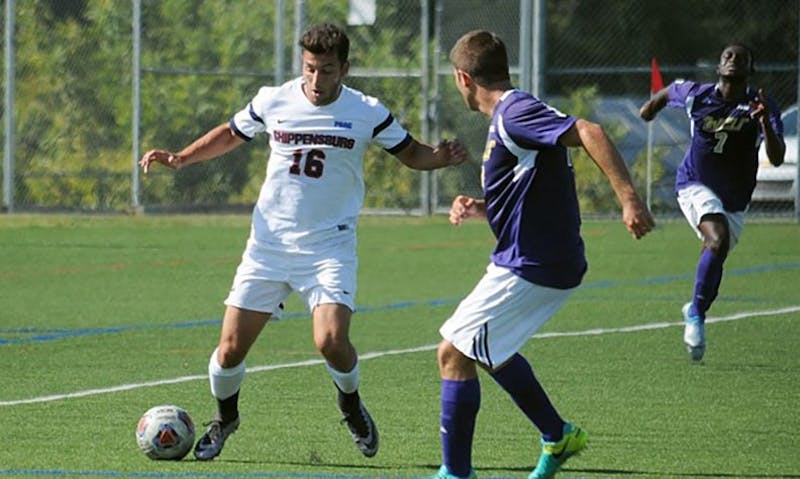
[439,263,574,369]
[676,184,744,250]
[224,231,357,318]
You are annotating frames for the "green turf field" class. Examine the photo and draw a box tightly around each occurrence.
[0,215,798,479]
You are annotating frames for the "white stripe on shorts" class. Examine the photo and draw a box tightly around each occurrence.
[439,263,574,369]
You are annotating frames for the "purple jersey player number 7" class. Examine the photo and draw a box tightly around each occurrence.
[640,43,785,361]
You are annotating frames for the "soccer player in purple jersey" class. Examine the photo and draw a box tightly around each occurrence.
[639,43,785,361]
[427,30,655,479]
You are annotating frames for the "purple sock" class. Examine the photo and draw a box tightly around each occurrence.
[692,248,724,319]
[489,354,565,442]
[440,378,480,477]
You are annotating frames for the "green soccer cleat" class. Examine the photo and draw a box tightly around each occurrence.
[426,465,477,479]
[528,423,588,479]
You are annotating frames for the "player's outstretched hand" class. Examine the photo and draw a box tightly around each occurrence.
[436,139,469,167]
[639,103,655,122]
[449,195,485,226]
[749,89,771,126]
[622,197,655,240]
[139,149,183,174]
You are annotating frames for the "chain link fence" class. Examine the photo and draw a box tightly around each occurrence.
[2,0,798,219]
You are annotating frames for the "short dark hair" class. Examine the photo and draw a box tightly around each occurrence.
[299,23,350,64]
[449,30,510,86]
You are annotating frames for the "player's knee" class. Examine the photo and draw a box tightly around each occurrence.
[700,214,730,257]
[436,341,452,366]
[315,333,349,360]
[437,341,470,371]
[315,335,335,356]
[703,234,729,257]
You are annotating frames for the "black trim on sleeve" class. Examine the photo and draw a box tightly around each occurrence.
[385,133,413,155]
[372,113,395,138]
[229,118,253,142]
[248,103,264,124]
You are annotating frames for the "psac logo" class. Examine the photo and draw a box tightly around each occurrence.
[334,120,353,129]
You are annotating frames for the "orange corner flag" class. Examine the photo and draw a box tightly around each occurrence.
[650,57,664,94]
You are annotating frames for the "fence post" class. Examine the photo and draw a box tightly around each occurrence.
[796,1,800,222]
[532,0,545,97]
[519,0,532,93]
[132,0,142,212]
[292,0,305,77]
[275,0,285,85]
[420,0,432,215]
[3,0,15,213]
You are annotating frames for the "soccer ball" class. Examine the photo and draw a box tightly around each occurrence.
[136,405,195,460]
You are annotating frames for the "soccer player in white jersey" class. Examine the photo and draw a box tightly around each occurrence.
[139,23,467,461]
[427,31,654,479]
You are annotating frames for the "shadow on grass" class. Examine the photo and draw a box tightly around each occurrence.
[551,466,799,479]
[193,460,800,479]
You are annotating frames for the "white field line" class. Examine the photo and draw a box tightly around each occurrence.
[2,305,798,408]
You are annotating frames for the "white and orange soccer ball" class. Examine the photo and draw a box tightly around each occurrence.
[136,405,195,460]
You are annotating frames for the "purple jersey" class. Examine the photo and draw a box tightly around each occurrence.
[667,80,783,212]
[483,89,586,289]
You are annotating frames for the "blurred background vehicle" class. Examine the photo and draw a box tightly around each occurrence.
[753,105,798,205]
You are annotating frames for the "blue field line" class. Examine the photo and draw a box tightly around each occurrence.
[0,297,464,345]
[2,261,799,346]
[0,470,522,479]
[0,470,414,479]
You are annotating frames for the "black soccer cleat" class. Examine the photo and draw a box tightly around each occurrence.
[193,416,240,461]
[337,389,379,458]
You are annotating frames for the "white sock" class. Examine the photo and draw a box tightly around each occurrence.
[326,361,360,394]
[208,347,246,400]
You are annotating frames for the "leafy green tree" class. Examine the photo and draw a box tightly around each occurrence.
[15,0,132,209]
[138,0,279,207]
[5,0,796,212]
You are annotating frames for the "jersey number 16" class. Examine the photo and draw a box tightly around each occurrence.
[289,149,325,178]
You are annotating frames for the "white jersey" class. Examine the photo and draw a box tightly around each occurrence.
[230,77,412,247]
